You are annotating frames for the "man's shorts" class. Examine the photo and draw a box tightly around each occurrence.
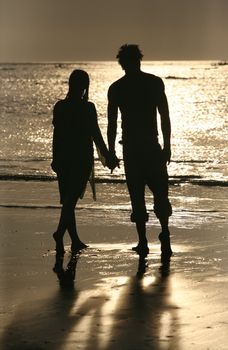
[123,143,172,222]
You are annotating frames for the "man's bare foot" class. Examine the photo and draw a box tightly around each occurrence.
[159,231,173,258]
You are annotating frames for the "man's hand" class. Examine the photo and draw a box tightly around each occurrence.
[162,146,171,164]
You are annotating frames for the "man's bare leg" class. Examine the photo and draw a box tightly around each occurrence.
[158,215,172,258]
[132,220,149,256]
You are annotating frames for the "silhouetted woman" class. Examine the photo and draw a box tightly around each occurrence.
[52,70,116,254]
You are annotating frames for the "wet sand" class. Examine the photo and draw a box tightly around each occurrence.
[0,181,228,349]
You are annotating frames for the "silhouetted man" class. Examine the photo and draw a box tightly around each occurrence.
[107,44,172,257]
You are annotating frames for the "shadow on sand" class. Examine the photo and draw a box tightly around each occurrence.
[102,255,180,349]
[1,253,180,350]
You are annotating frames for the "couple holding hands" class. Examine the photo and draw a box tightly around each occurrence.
[52,44,172,259]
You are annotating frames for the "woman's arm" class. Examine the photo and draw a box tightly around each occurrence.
[90,103,109,158]
[51,101,64,172]
[90,103,119,170]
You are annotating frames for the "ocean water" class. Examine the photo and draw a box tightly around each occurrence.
[0,61,227,186]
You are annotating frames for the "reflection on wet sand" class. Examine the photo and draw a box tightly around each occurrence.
[99,256,180,350]
[1,253,108,350]
[63,253,180,349]
[53,252,79,288]
[1,253,180,350]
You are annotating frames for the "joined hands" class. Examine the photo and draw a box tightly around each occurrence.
[106,151,120,173]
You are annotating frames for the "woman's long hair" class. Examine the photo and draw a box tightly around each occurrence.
[66,70,89,101]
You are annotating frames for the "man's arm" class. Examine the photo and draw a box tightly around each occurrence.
[157,81,171,164]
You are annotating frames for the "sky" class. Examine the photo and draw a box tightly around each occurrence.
[0,0,228,62]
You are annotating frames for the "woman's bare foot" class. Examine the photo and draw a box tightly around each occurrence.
[71,240,88,253]
[53,232,65,255]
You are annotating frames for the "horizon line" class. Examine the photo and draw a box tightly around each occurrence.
[0,59,226,65]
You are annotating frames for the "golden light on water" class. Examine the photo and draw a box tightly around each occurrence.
[1,61,227,183]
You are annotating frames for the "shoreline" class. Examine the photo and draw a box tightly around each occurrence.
[0,180,227,223]
[0,175,227,187]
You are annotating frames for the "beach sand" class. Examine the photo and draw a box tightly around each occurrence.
[0,181,228,350]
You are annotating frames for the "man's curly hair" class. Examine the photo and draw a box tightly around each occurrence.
[116,44,143,66]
